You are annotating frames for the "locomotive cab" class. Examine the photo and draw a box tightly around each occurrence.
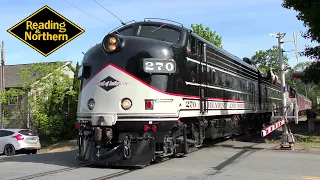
[76,21,191,166]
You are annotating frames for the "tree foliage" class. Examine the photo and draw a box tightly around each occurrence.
[304,61,320,84]
[282,0,320,84]
[282,0,320,59]
[0,62,79,144]
[191,24,222,48]
[250,45,289,75]
[286,62,320,108]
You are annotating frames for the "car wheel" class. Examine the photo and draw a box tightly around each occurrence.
[4,144,16,156]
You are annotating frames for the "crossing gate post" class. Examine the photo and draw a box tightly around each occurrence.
[264,33,296,150]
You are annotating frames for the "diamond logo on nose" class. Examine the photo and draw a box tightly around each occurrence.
[95,76,128,92]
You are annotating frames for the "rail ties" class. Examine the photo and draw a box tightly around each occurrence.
[7,132,263,180]
[9,163,92,180]
[91,170,133,180]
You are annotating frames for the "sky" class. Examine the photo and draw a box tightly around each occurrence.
[0,0,318,68]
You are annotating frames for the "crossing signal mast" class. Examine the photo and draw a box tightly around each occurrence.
[262,32,301,149]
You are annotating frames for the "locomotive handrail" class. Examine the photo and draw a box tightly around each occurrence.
[144,18,183,27]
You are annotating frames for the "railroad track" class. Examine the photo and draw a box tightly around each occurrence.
[8,161,147,180]
[7,132,262,180]
[90,169,133,180]
[9,163,92,180]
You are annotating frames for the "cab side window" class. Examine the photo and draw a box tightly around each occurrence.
[188,35,204,60]
[197,41,204,59]
[190,36,196,53]
[197,41,203,55]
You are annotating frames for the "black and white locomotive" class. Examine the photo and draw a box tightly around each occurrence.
[76,19,311,167]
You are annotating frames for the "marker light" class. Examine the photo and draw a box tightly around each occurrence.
[143,125,149,131]
[145,99,154,110]
[121,98,132,110]
[151,125,157,132]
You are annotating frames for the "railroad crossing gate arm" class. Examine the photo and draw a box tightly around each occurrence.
[261,119,286,137]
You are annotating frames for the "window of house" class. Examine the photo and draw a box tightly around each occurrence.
[8,96,18,105]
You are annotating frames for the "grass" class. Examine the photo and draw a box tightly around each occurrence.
[38,140,78,153]
[299,135,320,151]
[260,127,320,152]
[264,134,320,152]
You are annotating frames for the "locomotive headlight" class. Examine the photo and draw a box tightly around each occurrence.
[109,44,117,51]
[121,98,132,110]
[109,37,117,44]
[102,34,120,53]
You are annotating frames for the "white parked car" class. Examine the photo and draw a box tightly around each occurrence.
[0,129,41,156]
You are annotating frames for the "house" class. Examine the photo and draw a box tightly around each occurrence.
[0,61,74,128]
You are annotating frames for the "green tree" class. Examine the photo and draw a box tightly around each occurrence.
[0,62,78,143]
[191,24,222,47]
[292,61,312,72]
[304,61,320,84]
[63,62,80,140]
[286,61,312,88]
[286,62,320,109]
[282,0,320,84]
[251,45,289,75]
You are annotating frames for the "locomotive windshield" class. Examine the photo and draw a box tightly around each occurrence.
[137,24,181,44]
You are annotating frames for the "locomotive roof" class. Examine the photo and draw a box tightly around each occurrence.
[189,32,258,72]
[111,20,258,72]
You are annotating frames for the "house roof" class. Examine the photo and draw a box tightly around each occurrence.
[0,61,72,88]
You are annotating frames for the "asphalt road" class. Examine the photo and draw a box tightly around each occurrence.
[1,139,320,180]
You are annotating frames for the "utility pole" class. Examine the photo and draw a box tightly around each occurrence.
[0,41,5,129]
[269,33,295,149]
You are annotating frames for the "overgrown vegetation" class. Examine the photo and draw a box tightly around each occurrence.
[300,135,320,150]
[250,45,320,113]
[265,133,320,151]
[282,0,320,85]
[0,61,80,145]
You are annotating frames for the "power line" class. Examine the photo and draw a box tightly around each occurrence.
[92,0,125,25]
[63,0,112,27]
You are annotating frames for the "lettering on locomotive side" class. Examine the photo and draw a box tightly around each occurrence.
[183,100,251,110]
[185,101,197,108]
[207,101,246,109]
[207,101,227,109]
